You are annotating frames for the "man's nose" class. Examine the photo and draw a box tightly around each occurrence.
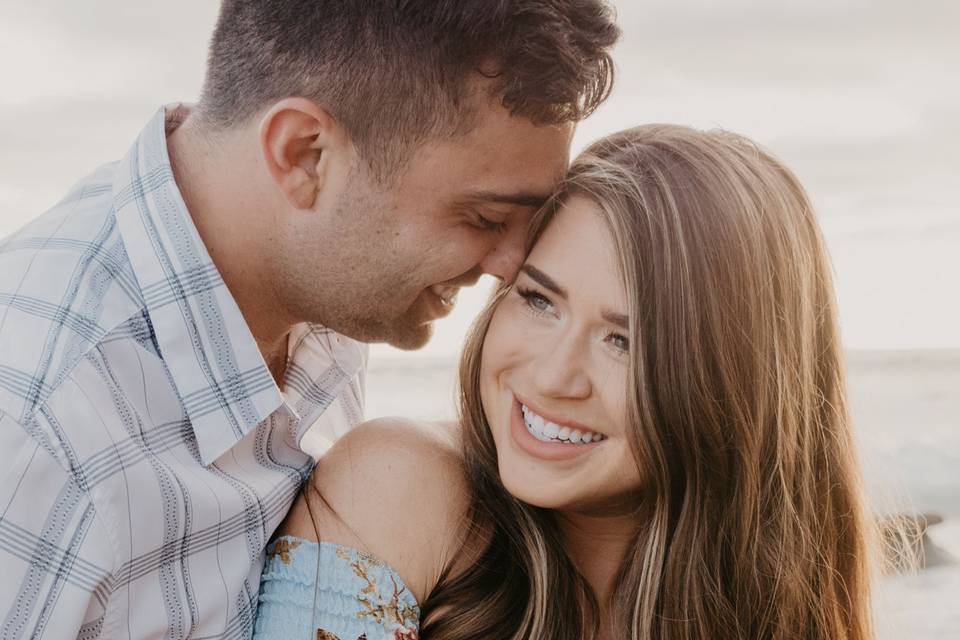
[478,222,527,281]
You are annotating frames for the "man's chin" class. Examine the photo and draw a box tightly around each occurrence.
[384,321,433,351]
[332,320,432,350]
[379,290,452,350]
[322,296,439,349]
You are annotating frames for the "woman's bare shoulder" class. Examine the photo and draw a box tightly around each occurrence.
[279,417,471,602]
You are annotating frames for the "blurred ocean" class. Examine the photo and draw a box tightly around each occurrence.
[363,349,960,638]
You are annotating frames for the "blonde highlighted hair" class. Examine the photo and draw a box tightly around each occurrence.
[420,124,874,640]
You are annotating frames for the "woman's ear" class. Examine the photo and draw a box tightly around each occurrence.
[258,98,350,210]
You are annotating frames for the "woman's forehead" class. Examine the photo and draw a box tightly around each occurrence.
[525,198,626,311]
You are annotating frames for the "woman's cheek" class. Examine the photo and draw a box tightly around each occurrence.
[484,302,531,361]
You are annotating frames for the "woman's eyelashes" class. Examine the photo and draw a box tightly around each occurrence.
[604,332,630,355]
[516,286,554,317]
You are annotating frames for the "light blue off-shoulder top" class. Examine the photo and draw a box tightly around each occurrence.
[253,536,421,640]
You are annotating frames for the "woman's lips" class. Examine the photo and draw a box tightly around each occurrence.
[514,393,604,437]
[509,397,603,462]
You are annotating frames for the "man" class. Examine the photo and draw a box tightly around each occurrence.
[0,1,618,637]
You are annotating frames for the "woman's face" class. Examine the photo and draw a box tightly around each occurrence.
[480,196,642,514]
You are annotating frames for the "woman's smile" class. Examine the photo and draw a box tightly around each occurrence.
[509,394,607,462]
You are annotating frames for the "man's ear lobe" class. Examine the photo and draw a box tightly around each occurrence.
[259,98,346,210]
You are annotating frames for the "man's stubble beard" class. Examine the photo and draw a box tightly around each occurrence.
[323,292,435,351]
[276,189,435,349]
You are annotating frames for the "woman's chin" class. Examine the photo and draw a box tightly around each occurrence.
[497,467,578,511]
[496,459,645,516]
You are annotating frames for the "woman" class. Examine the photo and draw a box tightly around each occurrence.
[253,125,875,640]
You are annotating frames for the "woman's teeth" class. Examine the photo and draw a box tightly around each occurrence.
[521,404,605,444]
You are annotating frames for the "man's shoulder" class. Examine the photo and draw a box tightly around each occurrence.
[0,162,146,421]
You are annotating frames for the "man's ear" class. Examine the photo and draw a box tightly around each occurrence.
[259,98,350,210]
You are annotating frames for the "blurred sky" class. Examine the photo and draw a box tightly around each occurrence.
[1,0,957,357]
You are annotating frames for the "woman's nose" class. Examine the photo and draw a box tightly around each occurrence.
[531,331,591,400]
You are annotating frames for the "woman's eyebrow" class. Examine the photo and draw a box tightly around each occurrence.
[602,311,629,330]
[521,264,567,298]
[523,264,629,329]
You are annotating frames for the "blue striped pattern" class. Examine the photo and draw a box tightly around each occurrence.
[0,105,367,639]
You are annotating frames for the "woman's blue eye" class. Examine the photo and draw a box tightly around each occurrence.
[607,333,630,354]
[517,287,552,314]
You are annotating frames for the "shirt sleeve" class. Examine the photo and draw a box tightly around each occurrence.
[254,536,421,640]
[0,412,116,639]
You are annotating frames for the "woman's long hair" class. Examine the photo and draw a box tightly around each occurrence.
[419,124,874,640]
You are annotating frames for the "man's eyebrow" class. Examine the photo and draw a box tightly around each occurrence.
[464,189,551,208]
[521,264,567,298]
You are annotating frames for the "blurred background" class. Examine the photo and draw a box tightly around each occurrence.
[1,1,957,636]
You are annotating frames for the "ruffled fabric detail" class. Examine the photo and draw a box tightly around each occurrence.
[254,536,420,640]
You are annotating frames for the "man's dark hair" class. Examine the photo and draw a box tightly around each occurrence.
[198,0,620,177]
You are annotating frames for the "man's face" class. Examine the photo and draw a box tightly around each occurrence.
[281,97,573,349]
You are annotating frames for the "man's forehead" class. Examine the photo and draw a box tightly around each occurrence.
[460,120,572,189]
[401,120,571,201]
[447,82,573,157]
[393,82,573,198]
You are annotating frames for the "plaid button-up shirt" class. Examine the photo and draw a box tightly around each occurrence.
[0,105,367,639]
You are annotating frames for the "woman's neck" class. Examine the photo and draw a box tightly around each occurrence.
[555,507,638,607]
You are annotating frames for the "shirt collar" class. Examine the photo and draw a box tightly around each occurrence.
[113,105,362,464]
[283,323,367,446]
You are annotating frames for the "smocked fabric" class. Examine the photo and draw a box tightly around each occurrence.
[253,536,420,640]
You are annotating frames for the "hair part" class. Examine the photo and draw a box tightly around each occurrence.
[422,124,876,640]
[197,0,619,179]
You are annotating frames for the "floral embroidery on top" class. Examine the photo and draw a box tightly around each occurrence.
[336,546,419,632]
[341,547,417,627]
[260,537,420,640]
[315,631,364,640]
[310,547,419,640]
[267,538,302,565]
[315,629,417,640]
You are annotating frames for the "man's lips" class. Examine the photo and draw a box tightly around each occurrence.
[425,270,482,312]
[429,284,459,306]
